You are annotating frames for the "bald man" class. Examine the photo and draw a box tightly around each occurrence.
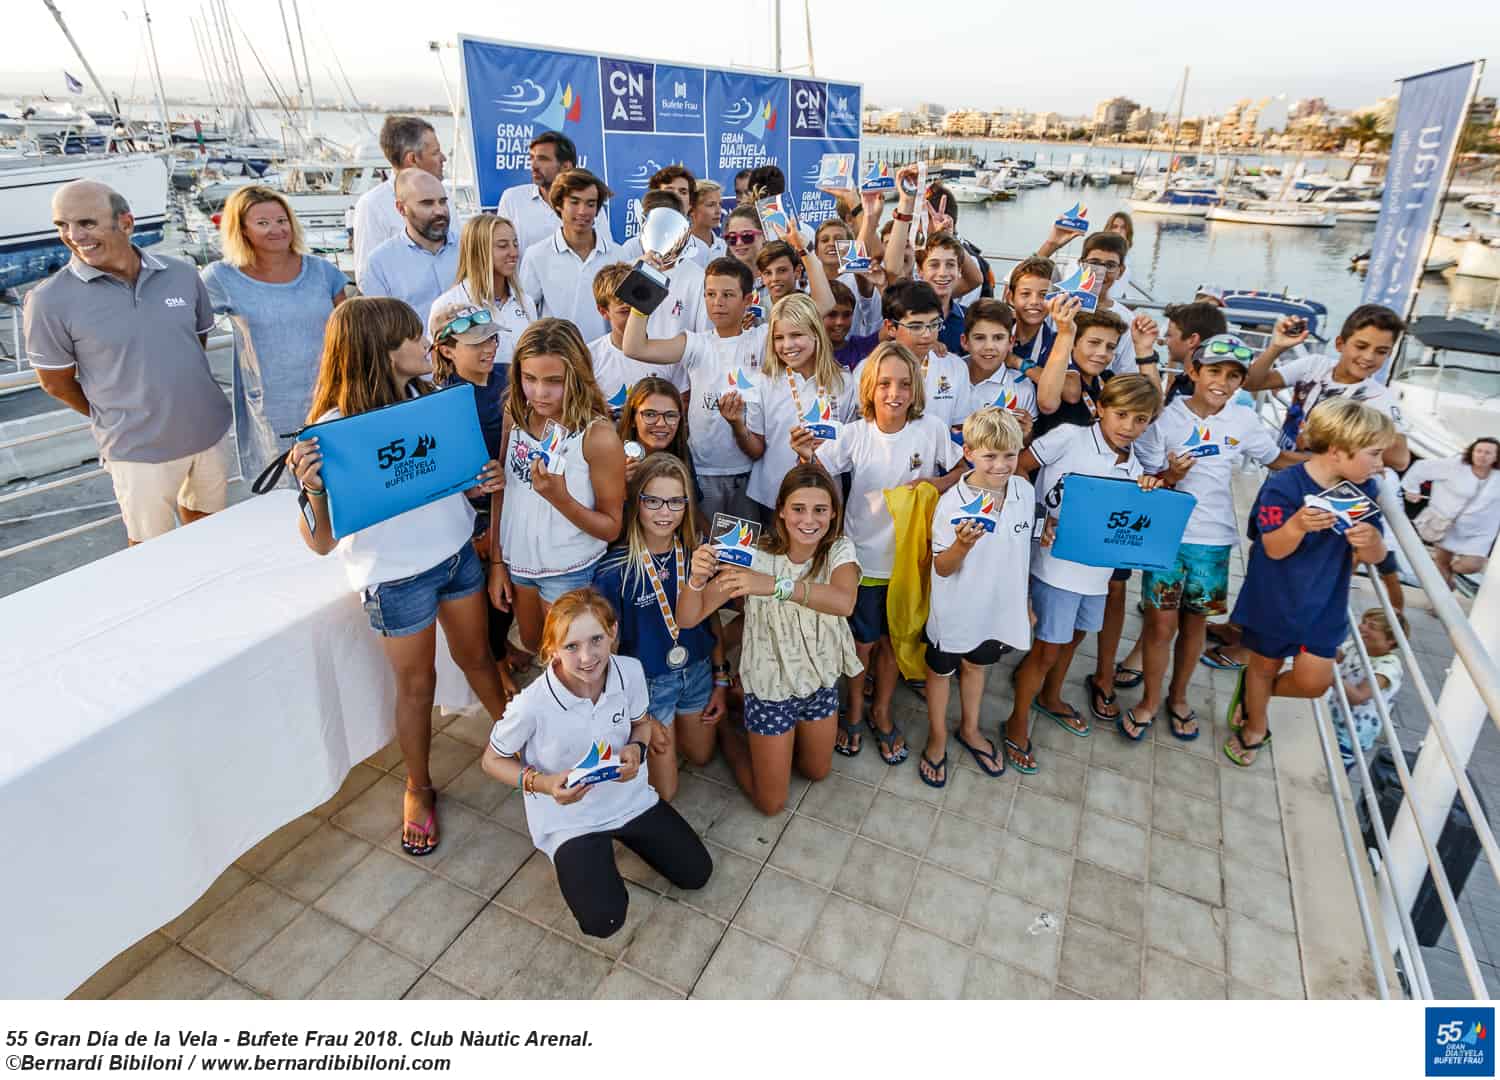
[359,168,459,318]
[24,180,232,542]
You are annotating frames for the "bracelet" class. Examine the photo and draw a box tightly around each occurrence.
[892,210,913,223]
[712,662,731,676]
[713,679,732,688]
[301,483,326,496]
[773,575,794,601]
[630,739,649,762]
[517,766,530,793]
[685,575,707,592]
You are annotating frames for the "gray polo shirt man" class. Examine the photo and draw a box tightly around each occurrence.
[360,229,459,321]
[24,249,231,463]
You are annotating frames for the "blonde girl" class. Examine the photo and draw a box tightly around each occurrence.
[289,297,509,858]
[430,213,535,378]
[491,318,627,662]
[720,292,856,521]
[592,453,727,799]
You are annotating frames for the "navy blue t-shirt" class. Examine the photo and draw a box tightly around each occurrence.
[1229,464,1379,653]
[938,302,966,356]
[592,545,715,678]
[438,368,506,536]
[1012,321,1058,371]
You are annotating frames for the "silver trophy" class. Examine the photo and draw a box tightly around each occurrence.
[615,206,692,315]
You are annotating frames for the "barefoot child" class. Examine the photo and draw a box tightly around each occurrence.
[289,298,511,857]
[1224,397,1393,767]
[592,453,727,800]
[805,342,963,765]
[677,465,862,815]
[1010,374,1163,770]
[921,407,1035,785]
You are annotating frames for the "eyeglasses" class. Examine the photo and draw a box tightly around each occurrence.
[1204,340,1255,363]
[435,307,493,342]
[1080,259,1122,274]
[724,231,761,246]
[897,319,944,335]
[639,409,680,425]
[639,494,689,511]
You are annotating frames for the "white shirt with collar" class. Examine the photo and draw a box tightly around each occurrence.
[588,333,686,413]
[854,349,968,429]
[1100,297,1142,376]
[487,655,656,859]
[686,233,727,268]
[746,365,860,508]
[928,472,1036,653]
[607,249,710,339]
[429,281,537,370]
[960,363,1039,423]
[351,176,403,284]
[1029,422,1144,595]
[497,182,612,261]
[518,228,618,340]
[1133,396,1279,546]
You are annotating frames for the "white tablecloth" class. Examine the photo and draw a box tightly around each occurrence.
[0,492,477,998]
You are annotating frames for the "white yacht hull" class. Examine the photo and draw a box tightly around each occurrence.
[1454,236,1500,279]
[1127,198,1208,218]
[1206,206,1336,228]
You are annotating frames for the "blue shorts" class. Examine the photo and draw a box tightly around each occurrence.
[1142,542,1231,616]
[362,543,485,637]
[509,560,601,603]
[744,685,840,736]
[646,658,714,726]
[1030,575,1107,645]
[1238,625,1338,661]
[849,581,890,644]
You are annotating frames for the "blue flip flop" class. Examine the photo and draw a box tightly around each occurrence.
[1199,646,1244,671]
[919,753,948,788]
[954,731,1005,777]
[1167,707,1201,741]
[1116,705,1153,742]
[1032,700,1091,737]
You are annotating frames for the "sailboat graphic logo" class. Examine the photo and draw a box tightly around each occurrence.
[951,490,999,532]
[993,387,1020,411]
[727,368,755,393]
[534,82,583,129]
[606,384,630,411]
[745,100,777,140]
[1181,423,1221,458]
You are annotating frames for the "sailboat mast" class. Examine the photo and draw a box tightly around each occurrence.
[290,0,318,134]
[1166,65,1188,179]
[39,0,119,122]
[773,0,782,72]
[141,1,173,148]
[803,0,815,77]
[274,0,306,111]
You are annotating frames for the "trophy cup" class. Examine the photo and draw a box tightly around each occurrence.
[614,206,692,315]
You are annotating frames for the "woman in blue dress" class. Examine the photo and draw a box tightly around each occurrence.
[201,185,348,482]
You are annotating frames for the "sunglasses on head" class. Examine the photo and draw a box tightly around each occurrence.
[435,307,493,342]
[724,231,761,245]
[1204,340,1254,363]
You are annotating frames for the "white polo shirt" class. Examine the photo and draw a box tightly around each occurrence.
[928,473,1036,653]
[686,233,727,268]
[677,325,767,476]
[816,415,962,578]
[626,255,709,340]
[960,363,1039,423]
[1134,397,1280,547]
[588,333,686,414]
[746,365,860,508]
[852,348,968,429]
[351,176,403,283]
[487,655,656,860]
[1100,297,1142,376]
[519,228,618,340]
[497,183,615,261]
[1029,422,1144,595]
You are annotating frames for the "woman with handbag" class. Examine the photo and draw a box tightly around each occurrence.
[1402,437,1500,587]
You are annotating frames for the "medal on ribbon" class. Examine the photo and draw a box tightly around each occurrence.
[642,540,688,668]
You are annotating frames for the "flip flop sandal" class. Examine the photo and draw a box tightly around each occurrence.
[1225,667,1248,732]
[1167,706,1201,742]
[1004,737,1037,775]
[954,731,1006,777]
[1084,673,1120,725]
[1032,700,1090,737]
[835,713,864,757]
[401,785,440,857]
[1113,663,1144,690]
[1199,646,1245,671]
[871,720,909,766]
[1223,729,1272,767]
[919,753,948,789]
[1116,705,1153,742]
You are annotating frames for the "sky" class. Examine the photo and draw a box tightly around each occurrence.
[5,0,1497,119]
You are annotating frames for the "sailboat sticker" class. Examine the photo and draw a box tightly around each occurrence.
[951,489,999,533]
[566,740,622,788]
[1048,263,1101,312]
[711,513,761,566]
[1055,202,1089,233]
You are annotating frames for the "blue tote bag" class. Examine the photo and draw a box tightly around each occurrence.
[1050,475,1197,572]
[295,383,488,540]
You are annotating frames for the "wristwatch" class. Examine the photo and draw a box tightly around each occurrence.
[630,739,648,763]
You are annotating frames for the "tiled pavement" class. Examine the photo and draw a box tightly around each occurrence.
[77,589,1313,1001]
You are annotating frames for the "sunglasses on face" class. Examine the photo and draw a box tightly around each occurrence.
[639,494,689,512]
[725,231,761,246]
[639,409,680,425]
[435,307,493,342]
[1204,340,1254,363]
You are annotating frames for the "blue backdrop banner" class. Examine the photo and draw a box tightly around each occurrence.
[1360,61,1478,338]
[1049,476,1197,573]
[462,36,861,244]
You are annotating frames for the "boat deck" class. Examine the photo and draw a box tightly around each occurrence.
[66,468,1488,1002]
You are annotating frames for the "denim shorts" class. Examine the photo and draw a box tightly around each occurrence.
[744,685,840,736]
[1142,543,1231,616]
[1030,575,1107,644]
[362,543,485,637]
[646,658,714,726]
[508,560,601,603]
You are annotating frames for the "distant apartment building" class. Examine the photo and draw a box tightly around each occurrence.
[1470,96,1497,130]
[1289,97,1329,122]
[916,103,946,125]
[1093,96,1138,137]
[877,109,917,133]
[940,109,992,137]
[1032,111,1061,137]
[1126,107,1159,136]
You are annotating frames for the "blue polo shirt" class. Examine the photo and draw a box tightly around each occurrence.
[1229,464,1380,654]
[361,228,459,319]
[1012,321,1058,372]
[592,546,715,678]
[939,302,966,356]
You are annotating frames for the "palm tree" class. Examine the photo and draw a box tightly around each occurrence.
[1337,113,1389,167]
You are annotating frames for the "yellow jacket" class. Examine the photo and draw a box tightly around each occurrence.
[883,482,940,681]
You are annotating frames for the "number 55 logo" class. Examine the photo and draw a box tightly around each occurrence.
[1438,1021,1466,1045]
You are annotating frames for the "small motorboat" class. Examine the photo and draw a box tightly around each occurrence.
[1460,192,1497,211]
